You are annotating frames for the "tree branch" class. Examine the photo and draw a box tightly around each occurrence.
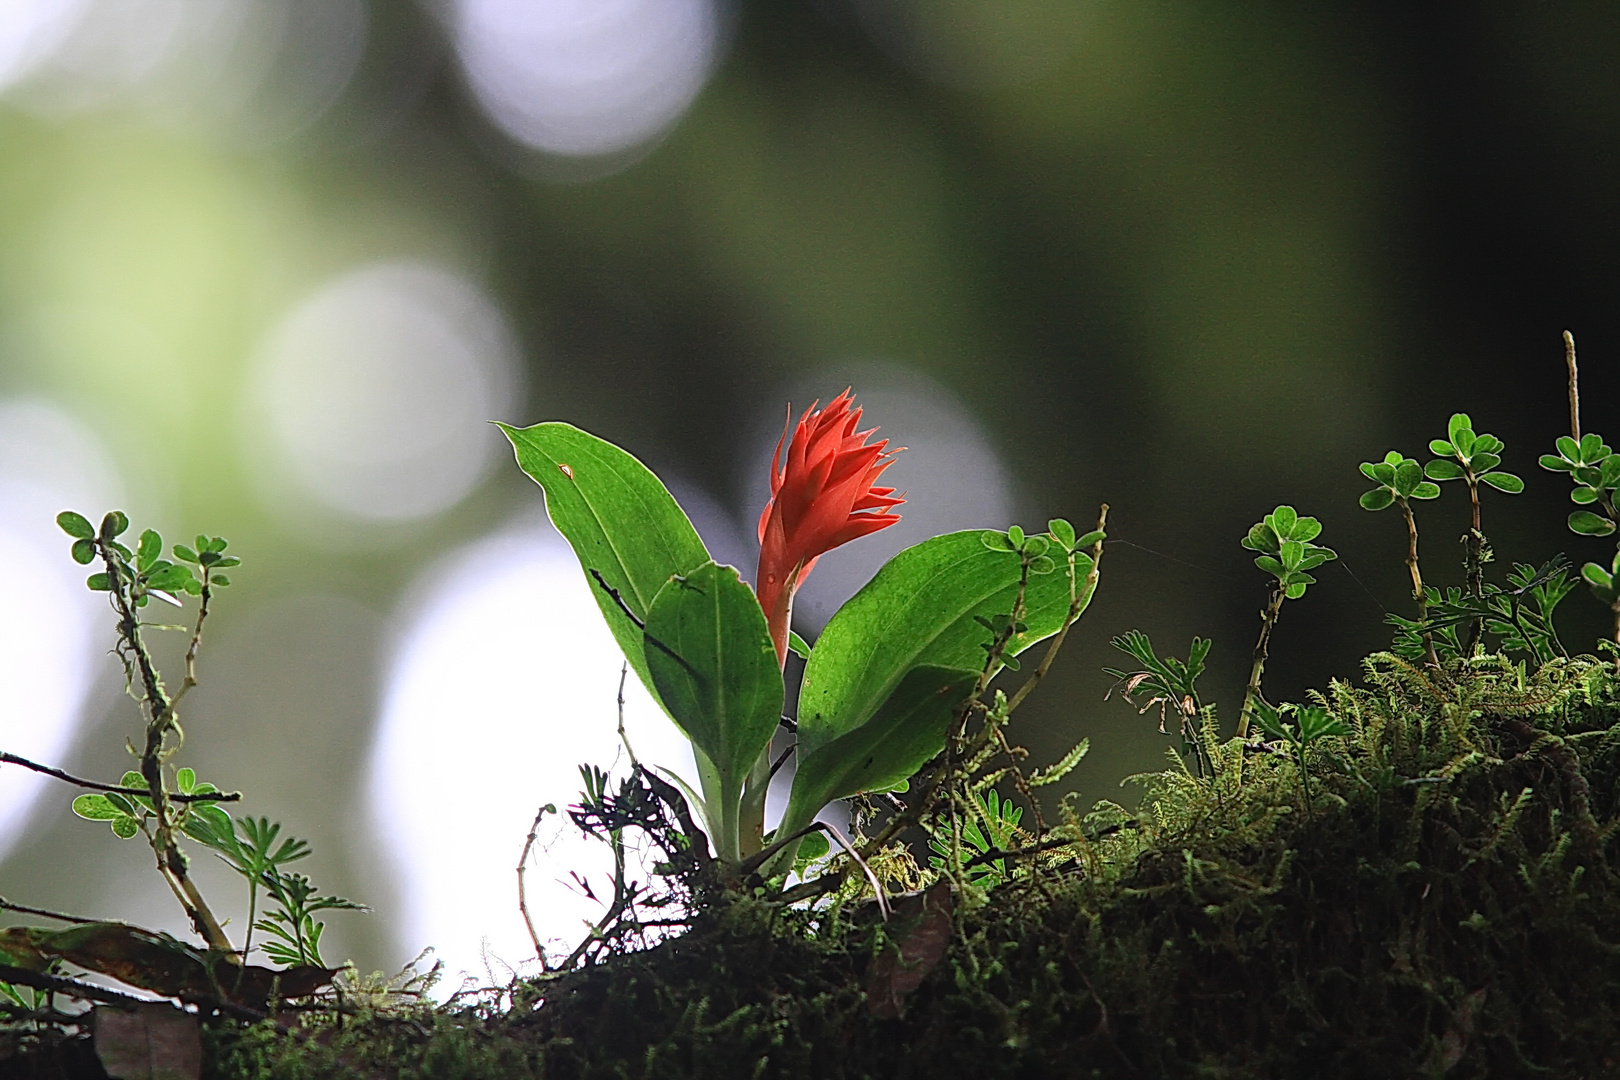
[0,752,240,804]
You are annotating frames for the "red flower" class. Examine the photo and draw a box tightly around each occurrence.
[756,389,903,665]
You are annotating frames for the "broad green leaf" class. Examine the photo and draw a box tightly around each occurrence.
[1581,434,1610,460]
[1394,461,1422,496]
[1269,505,1298,535]
[643,561,783,808]
[101,512,128,539]
[70,538,95,565]
[1358,462,1381,482]
[1412,482,1440,500]
[782,666,979,835]
[136,530,161,572]
[1541,454,1575,472]
[1429,439,1455,457]
[1284,581,1308,600]
[797,531,1092,762]
[176,768,195,793]
[1447,413,1472,445]
[1047,518,1076,550]
[1473,434,1501,454]
[1582,562,1613,589]
[500,422,711,703]
[1569,510,1616,536]
[57,511,93,539]
[1480,472,1523,493]
[110,816,139,839]
[1254,555,1284,576]
[1472,452,1501,473]
[1558,435,1581,460]
[85,572,111,591]
[1425,459,1465,481]
[1359,488,1395,511]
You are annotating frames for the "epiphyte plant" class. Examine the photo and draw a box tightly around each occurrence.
[49,511,358,972]
[1424,412,1523,622]
[1237,506,1335,738]
[1359,450,1441,666]
[1539,332,1620,657]
[1104,631,1213,777]
[499,390,1101,872]
[1251,701,1348,819]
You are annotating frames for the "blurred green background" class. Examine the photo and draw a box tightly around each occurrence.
[2,0,1619,982]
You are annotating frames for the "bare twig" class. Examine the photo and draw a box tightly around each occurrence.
[517,804,555,967]
[1566,329,1581,440]
[0,897,98,925]
[587,569,694,674]
[0,751,240,804]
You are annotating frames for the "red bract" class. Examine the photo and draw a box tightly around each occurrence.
[756,389,903,665]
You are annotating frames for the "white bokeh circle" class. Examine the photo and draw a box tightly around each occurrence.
[247,260,521,526]
[367,522,698,986]
[450,0,721,158]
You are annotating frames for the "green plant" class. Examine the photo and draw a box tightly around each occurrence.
[1237,506,1336,738]
[498,406,1103,874]
[1424,413,1523,651]
[1358,450,1441,665]
[927,789,1025,886]
[1105,631,1213,777]
[1250,700,1348,818]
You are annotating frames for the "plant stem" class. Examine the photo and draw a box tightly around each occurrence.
[1237,586,1285,740]
[1398,499,1441,668]
[99,540,233,956]
[1566,329,1581,441]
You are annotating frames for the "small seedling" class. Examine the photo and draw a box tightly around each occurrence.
[1251,702,1348,819]
[1359,450,1441,666]
[1105,631,1213,777]
[1237,506,1336,738]
[1425,414,1523,651]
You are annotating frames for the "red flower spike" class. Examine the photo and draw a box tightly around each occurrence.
[756,389,903,666]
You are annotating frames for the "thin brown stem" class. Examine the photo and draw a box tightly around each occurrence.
[1566,329,1581,440]
[0,897,97,924]
[0,751,239,803]
[1003,504,1108,715]
[1397,500,1440,668]
[518,805,553,968]
[1237,587,1285,740]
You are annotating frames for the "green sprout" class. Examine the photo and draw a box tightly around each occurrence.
[1237,506,1336,739]
[1424,414,1523,649]
[1105,631,1213,778]
[1358,450,1442,666]
[1251,702,1348,820]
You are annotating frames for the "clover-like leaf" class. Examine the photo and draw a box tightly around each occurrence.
[1412,482,1440,500]
[1426,459,1465,481]
[1480,472,1524,493]
[1359,488,1395,511]
[1570,510,1616,536]
[1047,518,1076,550]
[57,511,94,539]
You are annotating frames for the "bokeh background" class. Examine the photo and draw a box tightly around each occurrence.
[2,0,1619,988]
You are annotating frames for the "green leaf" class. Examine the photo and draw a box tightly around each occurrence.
[209,574,230,588]
[500,422,711,705]
[172,545,198,564]
[57,511,94,539]
[1006,525,1025,547]
[70,538,96,565]
[1358,462,1381,482]
[797,531,1092,765]
[136,530,161,573]
[1284,581,1308,600]
[101,512,128,539]
[1573,486,1600,504]
[783,666,979,836]
[1580,433,1609,461]
[1268,505,1298,535]
[1425,459,1465,481]
[85,573,111,591]
[1447,413,1472,445]
[1569,510,1616,536]
[1429,439,1455,457]
[980,530,1016,552]
[787,631,812,660]
[1254,554,1284,577]
[1028,555,1056,575]
[1558,435,1581,460]
[1473,434,1501,455]
[1582,562,1614,589]
[1541,453,1576,472]
[176,768,195,793]
[1411,482,1440,500]
[642,561,783,817]
[1072,530,1105,550]
[1047,519,1076,550]
[72,794,123,821]
[145,565,195,593]
[110,816,139,840]
[794,830,830,862]
[1393,461,1422,496]
[1480,471,1524,493]
[1472,452,1501,473]
[1359,488,1395,511]
[1241,523,1277,553]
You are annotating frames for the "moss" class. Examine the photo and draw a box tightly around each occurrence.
[24,654,1620,1079]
